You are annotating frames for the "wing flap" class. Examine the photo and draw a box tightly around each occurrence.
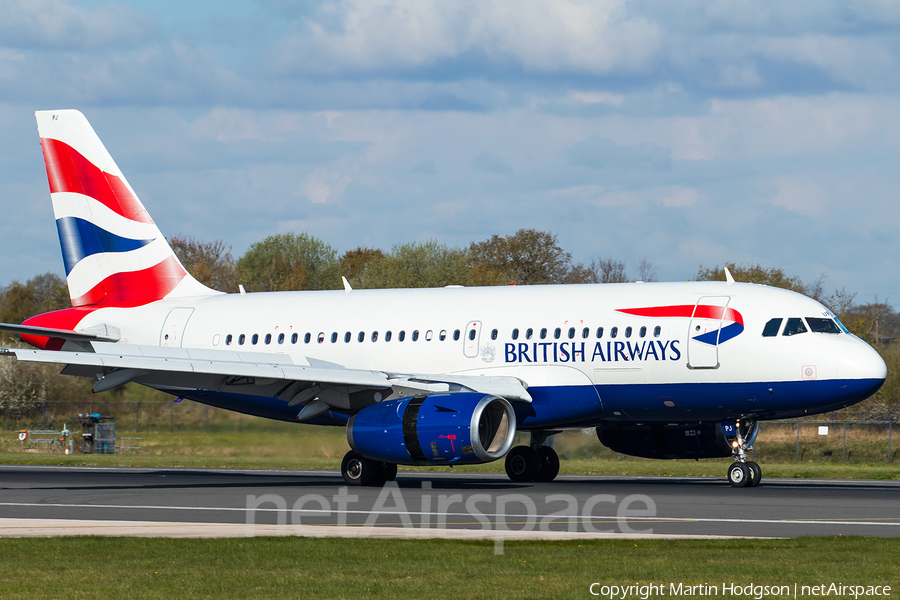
[4,343,391,390]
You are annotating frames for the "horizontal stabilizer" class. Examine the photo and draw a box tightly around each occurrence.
[0,322,119,342]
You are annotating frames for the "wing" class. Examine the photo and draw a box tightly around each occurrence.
[2,341,531,421]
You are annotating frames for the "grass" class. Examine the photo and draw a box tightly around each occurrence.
[0,536,897,599]
[2,405,897,479]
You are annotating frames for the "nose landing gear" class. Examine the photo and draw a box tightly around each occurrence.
[724,419,761,488]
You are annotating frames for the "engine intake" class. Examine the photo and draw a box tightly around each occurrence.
[597,423,732,460]
[347,393,516,465]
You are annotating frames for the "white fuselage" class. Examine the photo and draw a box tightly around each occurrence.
[68,280,886,427]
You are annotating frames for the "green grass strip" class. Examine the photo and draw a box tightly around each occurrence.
[0,537,897,599]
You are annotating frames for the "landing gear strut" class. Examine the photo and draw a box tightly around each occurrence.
[341,450,397,486]
[504,431,561,483]
[725,419,761,488]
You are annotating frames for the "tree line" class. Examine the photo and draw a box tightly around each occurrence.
[0,230,897,418]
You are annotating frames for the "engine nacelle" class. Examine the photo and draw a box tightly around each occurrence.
[347,393,516,466]
[597,423,732,460]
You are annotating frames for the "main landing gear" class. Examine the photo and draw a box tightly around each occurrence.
[341,450,398,486]
[725,419,761,488]
[504,431,561,483]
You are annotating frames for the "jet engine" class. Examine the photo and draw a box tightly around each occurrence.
[346,393,516,466]
[597,423,732,460]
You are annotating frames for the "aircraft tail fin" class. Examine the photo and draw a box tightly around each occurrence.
[35,109,218,308]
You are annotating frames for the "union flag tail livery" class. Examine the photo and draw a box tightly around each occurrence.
[0,109,887,488]
[36,109,215,309]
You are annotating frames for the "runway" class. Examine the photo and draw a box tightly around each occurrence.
[1,465,897,539]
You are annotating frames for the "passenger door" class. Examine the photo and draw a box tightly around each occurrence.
[687,297,730,369]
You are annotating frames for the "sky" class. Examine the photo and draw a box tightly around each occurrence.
[1,0,900,306]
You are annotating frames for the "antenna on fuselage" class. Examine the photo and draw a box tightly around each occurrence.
[342,276,353,293]
[724,267,735,285]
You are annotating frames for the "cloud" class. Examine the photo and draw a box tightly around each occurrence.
[271,0,662,76]
[566,136,672,171]
[0,0,152,51]
[410,160,436,174]
[471,151,513,174]
[301,167,351,204]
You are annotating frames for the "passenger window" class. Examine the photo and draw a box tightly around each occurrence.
[439,330,447,341]
[344,332,351,343]
[553,327,561,340]
[330,332,338,343]
[386,331,392,342]
[426,330,433,341]
[596,327,603,339]
[317,332,324,344]
[807,318,841,334]
[412,330,420,341]
[653,326,661,338]
[625,326,632,338]
[239,334,246,345]
[783,318,807,337]
[568,327,575,339]
[278,333,285,344]
[762,318,782,337]
[358,331,365,343]
[252,334,259,345]
[292,333,299,344]
[491,329,498,341]
[582,327,589,339]
[639,326,646,338]
[540,328,548,339]
[371,331,378,342]
[265,333,272,345]
[453,329,460,341]
[512,328,519,340]
[611,327,618,339]
[303,332,310,344]
[226,334,233,346]
[468,329,476,341]
[526,328,533,340]
[399,330,406,342]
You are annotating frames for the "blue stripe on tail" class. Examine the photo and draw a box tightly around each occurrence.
[56,217,155,275]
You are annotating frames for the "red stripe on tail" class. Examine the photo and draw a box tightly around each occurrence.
[41,138,153,224]
[71,255,187,308]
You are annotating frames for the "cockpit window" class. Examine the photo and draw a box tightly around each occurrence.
[806,317,841,334]
[782,318,807,336]
[834,318,850,334]
[762,318,782,337]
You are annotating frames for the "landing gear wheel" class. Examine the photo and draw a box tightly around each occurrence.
[505,446,539,482]
[380,462,398,482]
[534,446,560,482]
[727,462,750,488]
[745,461,762,487]
[342,450,378,486]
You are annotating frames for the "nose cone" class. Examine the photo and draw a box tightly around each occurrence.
[837,342,887,397]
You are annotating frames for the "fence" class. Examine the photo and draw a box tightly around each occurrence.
[1,399,896,463]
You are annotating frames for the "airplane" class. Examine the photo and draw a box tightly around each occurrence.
[0,109,887,488]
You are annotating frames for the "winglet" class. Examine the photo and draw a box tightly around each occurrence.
[724,267,735,285]
[342,276,352,293]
